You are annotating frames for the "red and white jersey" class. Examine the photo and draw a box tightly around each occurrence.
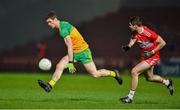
[132,26,160,60]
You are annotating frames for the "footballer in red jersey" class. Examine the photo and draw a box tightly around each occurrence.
[120,16,174,103]
[132,25,160,66]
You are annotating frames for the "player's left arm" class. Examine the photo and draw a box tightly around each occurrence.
[152,35,166,52]
[144,35,166,58]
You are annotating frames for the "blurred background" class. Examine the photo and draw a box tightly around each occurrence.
[0,0,180,76]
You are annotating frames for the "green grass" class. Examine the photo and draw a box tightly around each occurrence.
[0,72,179,109]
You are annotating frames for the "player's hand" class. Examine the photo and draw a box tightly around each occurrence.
[122,45,130,52]
[144,50,155,59]
[66,62,76,73]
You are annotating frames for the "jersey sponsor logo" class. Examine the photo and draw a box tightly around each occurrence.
[137,40,153,48]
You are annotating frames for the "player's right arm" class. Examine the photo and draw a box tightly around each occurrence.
[122,37,137,52]
[64,36,73,62]
[64,36,76,73]
[128,38,137,47]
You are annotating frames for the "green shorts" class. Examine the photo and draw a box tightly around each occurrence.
[74,48,93,64]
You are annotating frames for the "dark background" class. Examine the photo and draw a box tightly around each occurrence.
[0,0,180,75]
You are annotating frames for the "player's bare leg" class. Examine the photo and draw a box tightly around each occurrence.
[145,66,174,95]
[145,66,165,83]
[51,56,69,81]
[38,56,69,92]
[130,61,150,92]
[120,61,150,103]
[83,62,123,84]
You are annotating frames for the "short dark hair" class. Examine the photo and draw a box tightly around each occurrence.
[45,11,57,20]
[129,16,143,26]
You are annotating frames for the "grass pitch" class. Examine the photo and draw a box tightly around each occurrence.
[0,72,179,109]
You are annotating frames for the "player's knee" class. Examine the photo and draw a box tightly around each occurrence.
[146,75,153,81]
[131,69,138,77]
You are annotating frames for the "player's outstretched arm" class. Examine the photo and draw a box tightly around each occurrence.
[122,38,137,52]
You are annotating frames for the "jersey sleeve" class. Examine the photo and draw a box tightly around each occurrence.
[59,21,73,39]
[60,29,70,38]
[145,27,158,41]
[149,31,158,41]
